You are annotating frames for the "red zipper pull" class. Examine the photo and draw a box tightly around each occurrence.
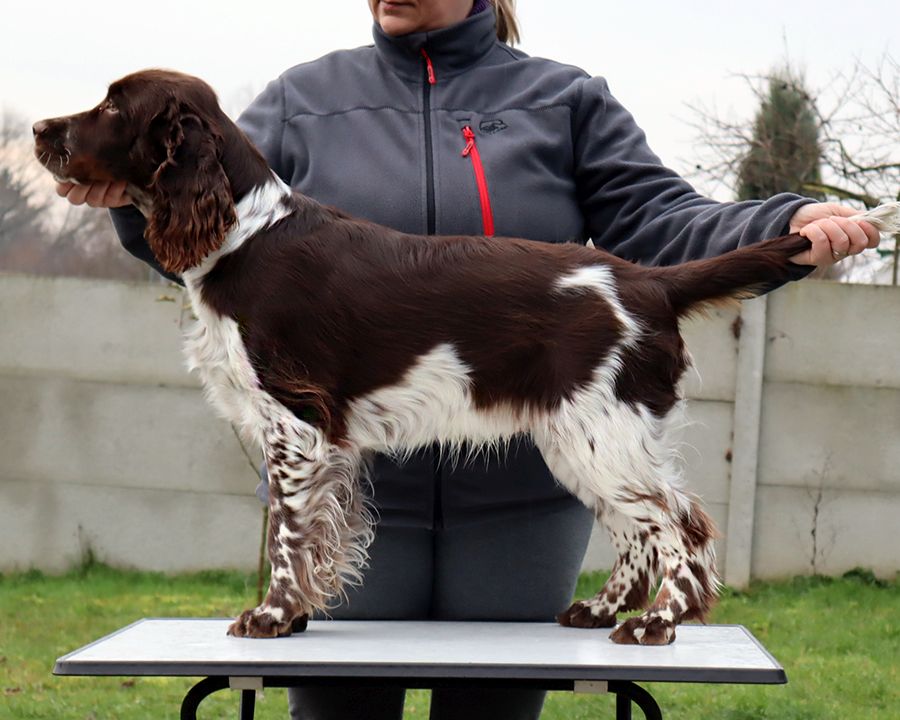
[420,48,436,85]
[462,126,475,157]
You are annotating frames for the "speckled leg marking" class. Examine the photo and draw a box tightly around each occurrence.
[609,498,719,645]
[227,420,373,638]
[535,388,720,645]
[558,503,656,628]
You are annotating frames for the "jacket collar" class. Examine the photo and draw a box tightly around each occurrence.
[372,7,498,83]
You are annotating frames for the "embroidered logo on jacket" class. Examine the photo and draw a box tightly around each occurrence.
[479,119,508,134]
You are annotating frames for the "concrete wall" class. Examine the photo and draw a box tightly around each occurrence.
[1,272,898,581]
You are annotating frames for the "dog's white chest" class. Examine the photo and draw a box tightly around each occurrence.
[176,176,296,446]
[182,289,272,445]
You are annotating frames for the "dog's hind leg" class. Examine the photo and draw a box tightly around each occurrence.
[228,419,374,638]
[608,494,719,645]
[541,443,656,629]
[535,392,719,645]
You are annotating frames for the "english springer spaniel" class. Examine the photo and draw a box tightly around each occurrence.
[34,70,824,645]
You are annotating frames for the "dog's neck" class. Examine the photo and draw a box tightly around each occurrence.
[181,171,294,286]
[218,118,278,204]
[137,112,298,279]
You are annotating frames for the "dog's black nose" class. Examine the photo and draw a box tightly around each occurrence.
[32,119,51,138]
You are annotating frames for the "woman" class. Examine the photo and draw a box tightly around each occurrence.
[58,3,878,718]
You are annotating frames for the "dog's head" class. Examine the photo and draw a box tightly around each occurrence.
[33,70,236,274]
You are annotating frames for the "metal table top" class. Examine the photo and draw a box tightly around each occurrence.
[54,619,786,685]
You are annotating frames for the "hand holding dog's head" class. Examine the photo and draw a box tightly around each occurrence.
[33,70,236,274]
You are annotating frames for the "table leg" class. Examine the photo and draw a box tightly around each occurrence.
[180,676,229,720]
[616,689,632,720]
[608,681,662,720]
[181,677,259,720]
[240,688,257,720]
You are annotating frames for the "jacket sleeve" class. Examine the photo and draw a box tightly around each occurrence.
[110,77,289,279]
[573,76,816,268]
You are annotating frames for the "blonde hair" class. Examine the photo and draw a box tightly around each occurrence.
[491,0,520,44]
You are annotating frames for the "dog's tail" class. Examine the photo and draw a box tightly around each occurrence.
[649,233,812,318]
[652,202,900,318]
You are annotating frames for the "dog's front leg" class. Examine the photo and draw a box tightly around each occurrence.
[228,420,373,638]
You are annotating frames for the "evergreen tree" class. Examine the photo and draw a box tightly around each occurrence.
[736,68,824,201]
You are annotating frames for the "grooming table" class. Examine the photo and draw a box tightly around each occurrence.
[54,619,786,719]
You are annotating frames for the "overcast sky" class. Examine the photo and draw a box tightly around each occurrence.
[2,0,897,198]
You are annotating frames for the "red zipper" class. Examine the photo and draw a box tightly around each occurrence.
[419,55,493,237]
[461,126,495,236]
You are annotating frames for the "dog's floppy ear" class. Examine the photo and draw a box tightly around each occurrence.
[145,100,236,275]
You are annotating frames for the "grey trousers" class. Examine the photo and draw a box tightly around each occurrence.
[286,496,595,720]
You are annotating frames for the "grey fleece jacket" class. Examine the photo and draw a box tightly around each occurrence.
[112,8,813,528]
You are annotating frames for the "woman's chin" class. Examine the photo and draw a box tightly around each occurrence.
[378,16,419,36]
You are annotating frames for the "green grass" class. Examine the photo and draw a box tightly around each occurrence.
[0,564,896,719]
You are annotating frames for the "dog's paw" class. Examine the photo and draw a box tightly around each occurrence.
[557,600,616,629]
[227,606,307,638]
[609,613,676,645]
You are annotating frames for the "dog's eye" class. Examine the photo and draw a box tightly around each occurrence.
[102,100,119,114]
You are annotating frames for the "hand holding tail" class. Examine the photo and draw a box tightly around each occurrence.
[788,201,899,267]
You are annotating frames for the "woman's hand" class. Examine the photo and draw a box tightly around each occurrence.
[55,180,132,208]
[788,202,881,267]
